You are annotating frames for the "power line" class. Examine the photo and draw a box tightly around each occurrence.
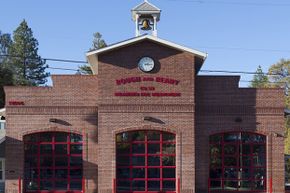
[200,70,283,76]
[47,66,79,72]
[195,46,290,53]
[46,67,285,76]
[0,54,288,76]
[240,79,288,84]
[0,55,88,64]
[43,58,87,64]
[163,0,290,6]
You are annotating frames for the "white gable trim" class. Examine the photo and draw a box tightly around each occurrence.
[86,35,207,59]
[132,1,161,11]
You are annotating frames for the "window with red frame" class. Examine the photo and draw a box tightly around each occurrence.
[23,132,83,192]
[116,131,176,193]
[209,132,266,191]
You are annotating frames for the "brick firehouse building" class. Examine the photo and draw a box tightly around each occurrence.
[4,1,285,193]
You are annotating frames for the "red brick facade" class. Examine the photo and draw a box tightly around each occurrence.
[4,39,285,193]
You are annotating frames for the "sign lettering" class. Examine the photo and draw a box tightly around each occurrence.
[114,76,181,97]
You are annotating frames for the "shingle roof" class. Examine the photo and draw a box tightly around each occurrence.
[131,1,161,21]
[132,1,160,12]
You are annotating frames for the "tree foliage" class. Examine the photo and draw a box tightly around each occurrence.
[285,117,290,154]
[79,32,107,75]
[251,59,290,154]
[0,31,14,108]
[0,21,48,107]
[91,32,107,50]
[265,59,290,154]
[0,66,14,108]
[7,20,48,86]
[250,65,269,88]
[268,59,290,92]
[0,31,12,63]
[78,65,93,75]
[268,59,290,154]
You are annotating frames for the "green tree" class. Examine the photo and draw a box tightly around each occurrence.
[0,31,14,108]
[78,65,93,75]
[91,32,107,50]
[8,20,48,86]
[268,58,290,96]
[0,66,14,108]
[250,65,269,88]
[285,118,290,154]
[0,31,12,63]
[266,59,290,154]
[79,32,107,75]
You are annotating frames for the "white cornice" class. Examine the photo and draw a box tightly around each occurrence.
[86,35,207,59]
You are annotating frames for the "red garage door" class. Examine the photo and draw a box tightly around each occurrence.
[116,130,176,193]
[23,132,83,193]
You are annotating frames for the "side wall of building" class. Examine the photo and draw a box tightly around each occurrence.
[195,76,285,193]
[4,76,99,193]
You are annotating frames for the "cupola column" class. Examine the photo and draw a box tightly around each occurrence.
[153,15,157,37]
[135,14,140,37]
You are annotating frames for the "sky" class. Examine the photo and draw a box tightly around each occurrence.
[0,0,289,87]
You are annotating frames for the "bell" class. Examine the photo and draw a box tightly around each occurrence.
[141,19,152,30]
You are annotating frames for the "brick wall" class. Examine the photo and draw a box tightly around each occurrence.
[96,40,197,193]
[3,39,286,193]
[4,76,99,193]
[195,76,285,193]
[97,40,196,105]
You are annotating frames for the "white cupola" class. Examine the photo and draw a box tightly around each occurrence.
[131,0,161,37]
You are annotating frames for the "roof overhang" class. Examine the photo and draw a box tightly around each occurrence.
[86,35,207,58]
[131,1,161,21]
[86,35,207,75]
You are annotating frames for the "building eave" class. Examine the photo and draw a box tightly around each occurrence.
[132,1,161,12]
[86,35,208,59]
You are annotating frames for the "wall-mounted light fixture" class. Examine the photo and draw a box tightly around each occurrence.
[49,118,72,126]
[49,118,57,123]
[144,116,165,124]
[273,132,285,138]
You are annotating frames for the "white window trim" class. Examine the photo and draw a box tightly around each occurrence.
[0,120,5,130]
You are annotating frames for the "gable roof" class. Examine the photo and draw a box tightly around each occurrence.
[131,1,161,21]
[86,35,207,59]
[132,1,160,12]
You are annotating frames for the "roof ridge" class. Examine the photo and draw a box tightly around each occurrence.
[86,35,207,59]
[132,1,160,11]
